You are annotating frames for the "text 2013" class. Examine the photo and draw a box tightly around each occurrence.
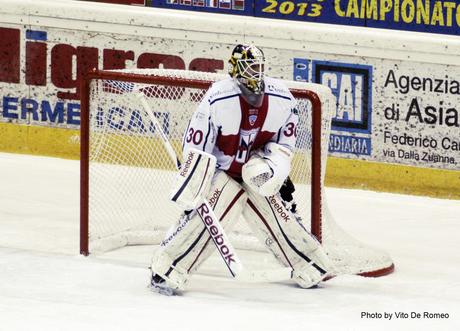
[262,0,323,17]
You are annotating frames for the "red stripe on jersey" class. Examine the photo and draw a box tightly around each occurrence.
[222,94,276,179]
[226,129,276,179]
[240,94,268,130]
[252,130,276,151]
[216,133,239,157]
[216,94,269,158]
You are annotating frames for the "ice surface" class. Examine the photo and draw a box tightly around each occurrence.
[0,152,459,330]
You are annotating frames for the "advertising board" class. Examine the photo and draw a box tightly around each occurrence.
[293,58,459,170]
[153,0,460,36]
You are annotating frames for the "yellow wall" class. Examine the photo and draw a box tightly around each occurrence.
[1,122,458,200]
[326,157,460,200]
[0,123,80,160]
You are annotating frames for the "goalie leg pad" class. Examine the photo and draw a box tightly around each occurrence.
[242,185,334,288]
[150,248,188,290]
[151,171,247,287]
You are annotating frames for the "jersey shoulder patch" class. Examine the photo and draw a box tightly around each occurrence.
[264,77,293,100]
[207,78,240,105]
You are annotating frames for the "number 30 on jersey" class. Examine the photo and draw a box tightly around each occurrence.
[185,128,204,145]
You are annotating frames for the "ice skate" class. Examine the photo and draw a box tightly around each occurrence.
[149,273,176,296]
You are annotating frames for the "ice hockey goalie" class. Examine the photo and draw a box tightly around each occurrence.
[149,44,334,295]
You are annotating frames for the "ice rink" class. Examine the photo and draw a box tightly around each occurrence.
[0,152,459,331]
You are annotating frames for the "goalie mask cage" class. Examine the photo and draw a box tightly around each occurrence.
[80,68,394,277]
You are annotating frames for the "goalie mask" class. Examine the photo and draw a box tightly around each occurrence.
[229,44,265,105]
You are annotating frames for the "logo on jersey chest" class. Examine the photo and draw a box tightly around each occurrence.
[235,130,258,164]
[248,109,258,126]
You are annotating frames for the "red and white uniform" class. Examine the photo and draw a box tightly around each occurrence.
[182,77,298,179]
[151,77,332,291]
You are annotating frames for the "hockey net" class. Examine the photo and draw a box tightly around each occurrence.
[80,69,394,277]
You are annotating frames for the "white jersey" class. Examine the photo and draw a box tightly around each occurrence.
[182,76,298,179]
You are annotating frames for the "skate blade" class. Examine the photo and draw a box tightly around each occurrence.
[149,283,176,296]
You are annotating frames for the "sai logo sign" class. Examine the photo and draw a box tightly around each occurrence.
[293,59,373,156]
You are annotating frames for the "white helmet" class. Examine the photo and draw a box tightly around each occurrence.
[228,44,265,95]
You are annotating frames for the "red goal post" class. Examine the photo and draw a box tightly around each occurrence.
[80,68,394,278]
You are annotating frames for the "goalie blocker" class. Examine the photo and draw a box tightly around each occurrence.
[170,148,217,210]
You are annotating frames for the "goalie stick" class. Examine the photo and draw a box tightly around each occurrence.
[137,91,293,283]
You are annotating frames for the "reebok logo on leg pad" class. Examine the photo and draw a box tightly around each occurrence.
[268,195,291,222]
[196,202,236,267]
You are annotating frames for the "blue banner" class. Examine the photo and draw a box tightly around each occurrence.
[255,0,364,26]
[152,0,460,36]
[362,0,460,35]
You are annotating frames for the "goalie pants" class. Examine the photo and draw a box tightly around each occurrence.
[151,171,331,289]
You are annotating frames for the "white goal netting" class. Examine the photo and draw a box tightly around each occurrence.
[81,69,394,277]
